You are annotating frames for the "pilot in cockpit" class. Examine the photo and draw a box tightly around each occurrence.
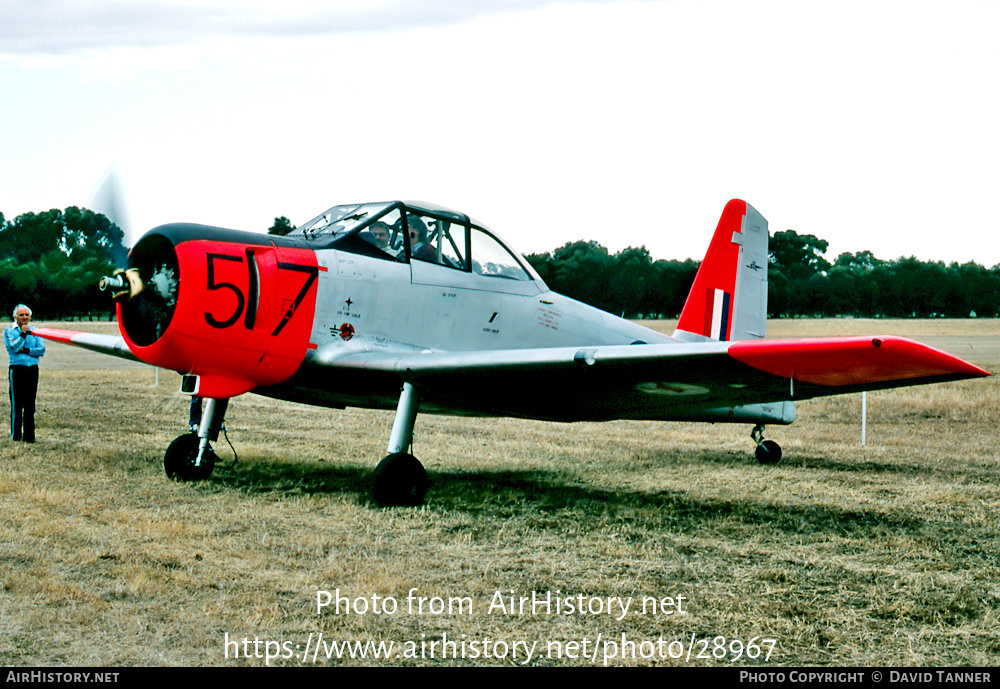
[407,216,437,263]
[361,221,399,257]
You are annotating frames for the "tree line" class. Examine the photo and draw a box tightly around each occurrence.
[526,230,1000,319]
[2,207,997,320]
[0,207,125,320]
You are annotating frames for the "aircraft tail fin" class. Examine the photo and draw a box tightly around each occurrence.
[674,199,769,342]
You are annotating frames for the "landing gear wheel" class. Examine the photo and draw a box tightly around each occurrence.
[755,439,782,464]
[164,433,217,481]
[371,452,428,507]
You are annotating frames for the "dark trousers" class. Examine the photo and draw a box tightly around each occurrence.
[9,365,39,442]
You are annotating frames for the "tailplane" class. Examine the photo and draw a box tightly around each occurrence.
[674,199,769,342]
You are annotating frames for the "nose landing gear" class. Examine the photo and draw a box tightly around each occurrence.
[164,398,228,481]
[164,433,217,480]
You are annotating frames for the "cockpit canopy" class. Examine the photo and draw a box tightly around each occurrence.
[290,201,541,282]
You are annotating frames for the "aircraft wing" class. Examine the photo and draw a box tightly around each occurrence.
[35,325,988,424]
[32,327,142,364]
[299,335,990,422]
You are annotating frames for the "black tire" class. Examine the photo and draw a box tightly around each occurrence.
[164,433,217,481]
[371,452,428,507]
[755,439,782,465]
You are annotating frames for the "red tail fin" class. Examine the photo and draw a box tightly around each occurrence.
[675,200,768,342]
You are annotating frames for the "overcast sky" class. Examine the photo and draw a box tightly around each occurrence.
[2,0,998,267]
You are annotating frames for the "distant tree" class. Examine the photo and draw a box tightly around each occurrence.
[767,266,795,317]
[268,216,294,236]
[0,207,126,265]
[0,207,125,320]
[833,250,883,272]
[62,206,127,264]
[954,262,1000,317]
[548,241,614,312]
[892,258,947,316]
[0,209,64,262]
[825,252,886,316]
[0,258,41,307]
[769,230,830,282]
[608,246,654,317]
[646,259,698,318]
[823,265,854,316]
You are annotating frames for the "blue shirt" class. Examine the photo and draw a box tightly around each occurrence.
[5,324,45,366]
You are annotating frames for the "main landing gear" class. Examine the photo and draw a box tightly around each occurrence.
[164,398,228,481]
[751,424,782,464]
[159,388,428,504]
[372,382,428,507]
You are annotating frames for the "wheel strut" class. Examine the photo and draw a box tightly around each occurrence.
[373,382,428,506]
[165,397,228,481]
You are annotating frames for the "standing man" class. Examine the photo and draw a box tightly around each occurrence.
[6,304,45,442]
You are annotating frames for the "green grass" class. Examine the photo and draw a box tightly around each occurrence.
[0,320,997,666]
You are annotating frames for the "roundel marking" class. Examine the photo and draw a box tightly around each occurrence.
[635,382,709,396]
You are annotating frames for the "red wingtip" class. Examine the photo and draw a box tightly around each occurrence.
[730,336,990,387]
[31,327,86,344]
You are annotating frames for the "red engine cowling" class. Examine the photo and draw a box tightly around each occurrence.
[118,224,321,398]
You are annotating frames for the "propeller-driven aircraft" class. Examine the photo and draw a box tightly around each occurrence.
[34,199,989,506]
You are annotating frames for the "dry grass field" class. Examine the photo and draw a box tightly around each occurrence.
[1,319,998,666]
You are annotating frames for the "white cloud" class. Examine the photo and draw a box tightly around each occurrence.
[1,0,640,54]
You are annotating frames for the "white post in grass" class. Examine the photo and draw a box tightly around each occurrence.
[861,391,867,447]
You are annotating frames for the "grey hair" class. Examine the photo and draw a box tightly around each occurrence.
[12,304,31,319]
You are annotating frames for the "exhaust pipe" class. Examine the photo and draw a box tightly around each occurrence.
[99,268,144,301]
